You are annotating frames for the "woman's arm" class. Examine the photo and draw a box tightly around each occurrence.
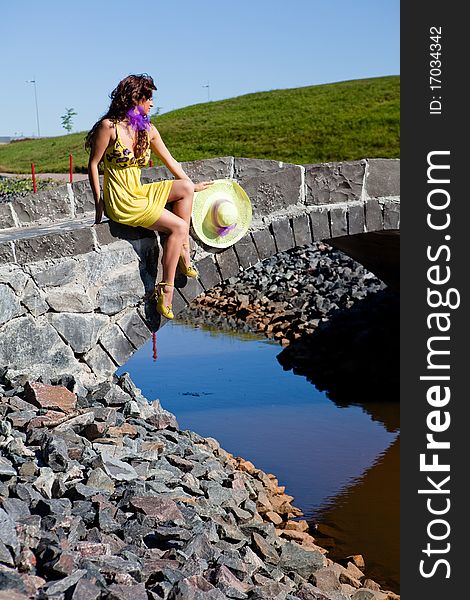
[148,125,192,181]
[148,125,213,192]
[88,120,112,224]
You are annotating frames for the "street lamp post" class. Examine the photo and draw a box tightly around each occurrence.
[26,78,41,138]
[202,81,210,102]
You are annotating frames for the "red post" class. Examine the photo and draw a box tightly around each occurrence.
[152,332,157,360]
[31,162,37,193]
[149,159,153,167]
[69,154,73,183]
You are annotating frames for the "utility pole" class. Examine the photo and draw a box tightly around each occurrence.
[202,81,210,102]
[26,78,41,137]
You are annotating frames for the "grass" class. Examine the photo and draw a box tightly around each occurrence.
[0,76,399,174]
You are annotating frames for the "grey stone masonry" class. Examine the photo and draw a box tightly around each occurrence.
[291,214,312,247]
[304,160,365,205]
[271,219,295,253]
[70,180,95,216]
[14,229,95,263]
[215,246,240,281]
[13,187,72,226]
[117,309,152,350]
[251,228,277,261]
[99,324,135,365]
[348,204,366,235]
[382,200,400,229]
[0,203,16,229]
[365,158,400,198]
[365,199,384,232]
[329,205,348,238]
[310,209,331,241]
[233,234,260,269]
[234,158,303,219]
[177,277,205,305]
[197,256,221,291]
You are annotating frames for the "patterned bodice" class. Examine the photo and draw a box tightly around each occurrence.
[104,123,150,169]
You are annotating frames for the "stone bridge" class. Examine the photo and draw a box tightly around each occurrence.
[0,157,399,384]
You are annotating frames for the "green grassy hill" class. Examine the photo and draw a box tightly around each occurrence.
[0,76,399,174]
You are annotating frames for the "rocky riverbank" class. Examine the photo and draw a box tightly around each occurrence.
[0,370,399,599]
[178,243,386,346]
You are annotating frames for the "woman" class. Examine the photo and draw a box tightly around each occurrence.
[85,73,212,319]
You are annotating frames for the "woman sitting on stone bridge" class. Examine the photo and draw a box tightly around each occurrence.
[85,73,212,320]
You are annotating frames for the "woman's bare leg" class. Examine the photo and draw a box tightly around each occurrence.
[165,179,194,266]
[146,208,188,307]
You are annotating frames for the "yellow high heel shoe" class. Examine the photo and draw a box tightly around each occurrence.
[178,243,199,278]
[155,282,174,320]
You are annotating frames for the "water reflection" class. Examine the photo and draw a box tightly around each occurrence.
[313,437,400,593]
[117,320,399,592]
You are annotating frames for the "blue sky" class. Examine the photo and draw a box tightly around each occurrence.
[0,0,399,138]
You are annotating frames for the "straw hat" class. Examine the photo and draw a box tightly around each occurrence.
[191,179,252,248]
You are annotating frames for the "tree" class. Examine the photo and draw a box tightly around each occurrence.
[61,108,77,134]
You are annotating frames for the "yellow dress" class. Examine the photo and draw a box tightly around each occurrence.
[102,123,173,228]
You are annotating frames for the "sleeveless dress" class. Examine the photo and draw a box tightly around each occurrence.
[102,123,173,228]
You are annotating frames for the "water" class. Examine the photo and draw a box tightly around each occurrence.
[117,321,399,591]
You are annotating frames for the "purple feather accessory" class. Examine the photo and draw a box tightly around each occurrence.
[126,106,151,131]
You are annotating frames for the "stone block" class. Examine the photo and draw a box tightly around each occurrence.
[234,157,284,178]
[233,234,259,269]
[0,203,16,229]
[329,206,348,238]
[20,279,49,317]
[14,229,95,264]
[99,324,135,366]
[169,289,188,319]
[251,228,276,260]
[0,283,24,326]
[176,277,205,305]
[12,186,72,226]
[292,214,312,247]
[234,158,303,217]
[196,256,221,291]
[365,199,383,232]
[140,165,172,182]
[45,285,95,313]
[27,257,81,288]
[348,204,365,235]
[117,310,151,350]
[48,313,109,354]
[0,265,28,294]
[365,158,400,198]
[95,221,154,246]
[271,219,294,252]
[309,209,330,241]
[84,344,116,379]
[96,268,145,315]
[0,241,15,263]
[215,247,240,281]
[180,157,233,181]
[304,160,365,205]
[383,201,400,229]
[71,180,95,216]
[0,315,79,380]
[81,242,139,287]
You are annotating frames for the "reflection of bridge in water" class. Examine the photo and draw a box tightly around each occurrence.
[0,156,399,383]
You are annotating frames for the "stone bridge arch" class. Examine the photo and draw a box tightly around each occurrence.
[0,157,399,384]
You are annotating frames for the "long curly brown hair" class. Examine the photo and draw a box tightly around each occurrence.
[85,74,157,159]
